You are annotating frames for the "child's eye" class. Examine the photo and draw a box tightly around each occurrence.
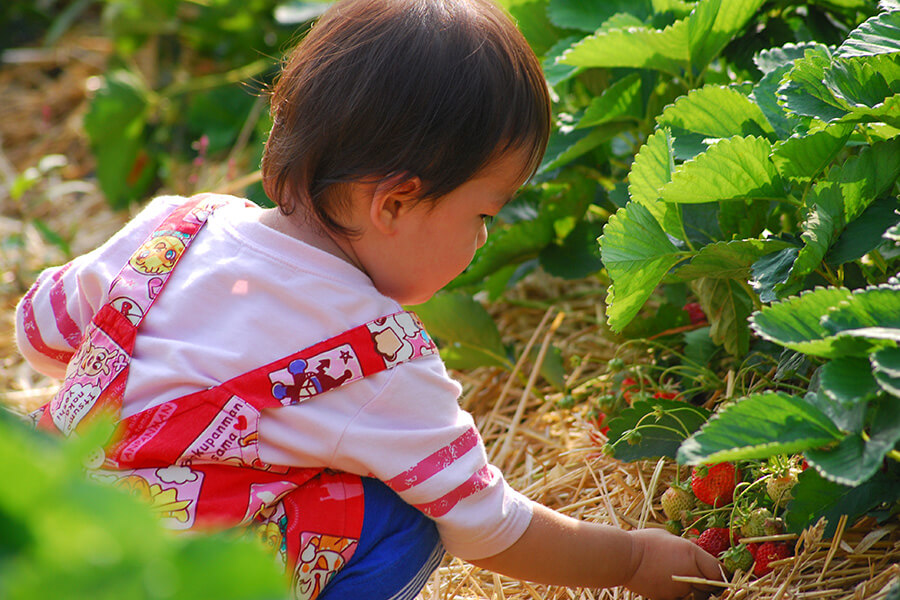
[481,215,494,226]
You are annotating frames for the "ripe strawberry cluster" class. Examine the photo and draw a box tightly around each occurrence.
[660,460,802,577]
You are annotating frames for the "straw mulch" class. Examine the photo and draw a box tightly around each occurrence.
[1,26,897,600]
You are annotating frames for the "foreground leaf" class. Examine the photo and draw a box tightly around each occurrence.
[806,396,900,485]
[600,203,687,331]
[677,392,842,464]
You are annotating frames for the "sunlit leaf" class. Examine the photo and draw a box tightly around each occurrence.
[657,85,775,139]
[578,73,644,129]
[835,10,900,58]
[770,124,854,184]
[627,128,685,239]
[660,136,784,204]
[600,202,687,331]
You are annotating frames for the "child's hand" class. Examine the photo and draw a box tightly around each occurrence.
[624,528,724,600]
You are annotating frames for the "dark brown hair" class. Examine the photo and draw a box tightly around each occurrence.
[261,0,551,235]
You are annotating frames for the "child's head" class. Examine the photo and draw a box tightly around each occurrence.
[261,0,551,236]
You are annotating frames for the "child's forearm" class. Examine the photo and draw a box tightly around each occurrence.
[469,503,638,588]
[469,502,723,599]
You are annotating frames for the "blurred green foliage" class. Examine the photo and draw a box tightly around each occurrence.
[0,411,287,600]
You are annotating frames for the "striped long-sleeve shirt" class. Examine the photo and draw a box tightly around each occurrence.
[16,195,533,560]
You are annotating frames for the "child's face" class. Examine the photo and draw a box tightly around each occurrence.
[351,148,530,305]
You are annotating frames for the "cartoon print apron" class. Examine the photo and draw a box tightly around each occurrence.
[32,194,439,599]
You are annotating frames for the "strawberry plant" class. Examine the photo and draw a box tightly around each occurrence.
[83,0,330,208]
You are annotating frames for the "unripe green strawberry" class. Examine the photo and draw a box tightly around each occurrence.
[722,544,754,574]
[661,485,695,521]
[740,507,772,538]
[766,472,797,505]
[691,463,741,507]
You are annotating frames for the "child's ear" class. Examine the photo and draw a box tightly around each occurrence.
[369,175,423,234]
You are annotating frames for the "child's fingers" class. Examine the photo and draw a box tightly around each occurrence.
[694,546,726,582]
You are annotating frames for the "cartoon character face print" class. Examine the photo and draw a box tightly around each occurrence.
[129,234,186,274]
[293,534,358,600]
[114,474,193,524]
[79,343,112,377]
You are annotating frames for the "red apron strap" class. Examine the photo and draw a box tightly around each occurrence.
[107,310,438,470]
[36,194,236,436]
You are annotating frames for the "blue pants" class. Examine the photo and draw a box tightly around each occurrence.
[319,478,445,600]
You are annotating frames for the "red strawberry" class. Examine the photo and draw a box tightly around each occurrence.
[653,390,678,400]
[691,463,741,507]
[621,377,639,403]
[683,302,706,324]
[660,485,695,521]
[753,541,791,576]
[592,411,610,436]
[694,527,731,558]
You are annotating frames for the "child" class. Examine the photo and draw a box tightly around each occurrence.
[16,0,723,598]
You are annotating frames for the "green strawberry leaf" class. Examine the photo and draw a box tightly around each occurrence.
[786,181,845,287]
[785,467,900,537]
[607,399,711,461]
[539,218,604,279]
[659,136,784,204]
[820,284,900,343]
[749,286,866,358]
[835,10,900,59]
[684,0,767,74]
[538,121,629,174]
[832,139,900,224]
[657,85,775,140]
[826,196,900,266]
[670,239,792,281]
[778,46,852,122]
[547,0,651,32]
[749,246,801,303]
[753,42,821,75]
[83,70,151,209]
[689,278,752,356]
[770,124,854,184]
[872,347,900,396]
[578,72,644,129]
[411,292,513,370]
[600,202,688,331]
[806,397,900,485]
[819,356,881,406]
[559,14,691,75]
[627,128,685,239]
[677,392,842,465]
